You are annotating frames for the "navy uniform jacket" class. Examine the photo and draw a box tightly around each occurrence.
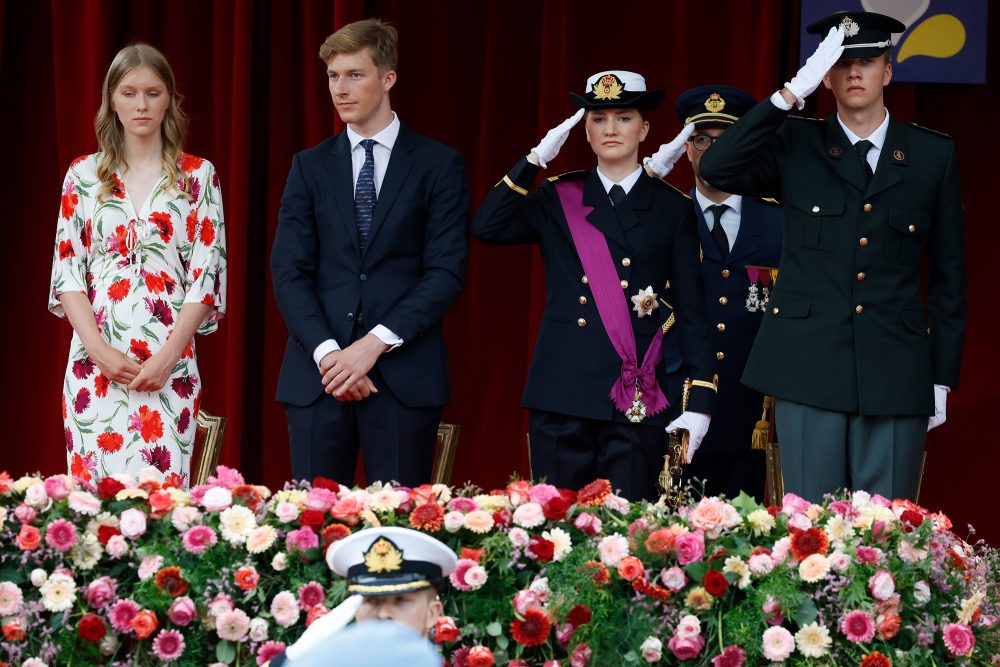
[700,100,965,415]
[472,157,717,426]
[663,194,783,455]
[271,126,470,408]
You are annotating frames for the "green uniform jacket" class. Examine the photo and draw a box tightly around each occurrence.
[700,99,965,416]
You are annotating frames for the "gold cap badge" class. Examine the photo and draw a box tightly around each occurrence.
[704,92,726,113]
[593,74,624,101]
[364,537,404,573]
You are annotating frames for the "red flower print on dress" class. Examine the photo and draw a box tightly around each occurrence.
[185,209,198,243]
[81,219,93,251]
[97,431,124,454]
[199,218,216,246]
[141,444,171,472]
[58,240,76,260]
[62,395,68,420]
[148,211,173,243]
[61,180,79,219]
[129,339,152,363]
[73,388,92,414]
[177,407,191,434]
[180,154,204,173]
[181,338,195,359]
[144,272,166,293]
[107,225,129,257]
[129,406,165,443]
[95,373,110,398]
[144,297,175,326]
[64,427,73,452]
[71,451,95,483]
[94,307,107,332]
[164,472,187,488]
[108,278,131,303]
[187,177,201,204]
[72,357,95,379]
[70,154,87,167]
[111,173,126,199]
[171,375,199,400]
[192,267,203,281]
[201,294,215,306]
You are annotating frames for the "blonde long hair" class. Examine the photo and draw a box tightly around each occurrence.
[94,44,189,202]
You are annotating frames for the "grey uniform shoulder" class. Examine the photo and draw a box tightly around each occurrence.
[546,170,589,183]
[650,177,691,199]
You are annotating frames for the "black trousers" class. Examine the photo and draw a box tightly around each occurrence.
[529,410,668,502]
[285,366,440,487]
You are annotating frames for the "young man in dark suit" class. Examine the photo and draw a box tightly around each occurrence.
[651,86,783,501]
[700,12,965,502]
[271,19,470,487]
[473,71,717,501]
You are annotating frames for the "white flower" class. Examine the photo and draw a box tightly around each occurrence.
[272,552,288,571]
[958,592,984,625]
[370,487,401,511]
[118,508,147,539]
[106,535,129,558]
[508,527,530,548]
[528,577,550,602]
[69,533,102,571]
[171,506,202,531]
[30,569,48,587]
[675,614,701,639]
[202,486,233,511]
[24,483,50,510]
[99,634,119,656]
[723,556,752,589]
[40,573,76,612]
[542,527,572,562]
[912,580,931,606]
[787,513,812,531]
[795,622,832,658]
[13,476,41,494]
[138,555,164,581]
[630,286,659,318]
[465,565,489,590]
[825,515,855,544]
[249,617,269,642]
[219,505,257,544]
[136,466,164,485]
[748,553,775,576]
[798,553,831,583]
[443,511,465,533]
[828,551,851,572]
[274,501,300,523]
[473,494,510,512]
[0,506,6,530]
[746,509,775,536]
[246,525,278,554]
[639,636,662,662]
[21,659,48,667]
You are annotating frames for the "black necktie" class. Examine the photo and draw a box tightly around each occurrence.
[355,139,377,247]
[707,204,730,257]
[608,184,626,206]
[855,139,875,187]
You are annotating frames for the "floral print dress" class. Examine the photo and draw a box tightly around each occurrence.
[49,153,226,487]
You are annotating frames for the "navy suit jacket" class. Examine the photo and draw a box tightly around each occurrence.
[664,193,782,455]
[271,125,470,408]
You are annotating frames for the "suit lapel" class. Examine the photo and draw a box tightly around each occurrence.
[582,171,629,251]
[365,125,416,255]
[327,133,360,255]
[727,198,761,268]
[824,115,867,193]
[866,118,906,198]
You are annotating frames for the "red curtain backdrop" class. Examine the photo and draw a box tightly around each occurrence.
[3,0,996,544]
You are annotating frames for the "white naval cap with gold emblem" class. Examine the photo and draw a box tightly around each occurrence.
[570,70,665,110]
[328,526,458,596]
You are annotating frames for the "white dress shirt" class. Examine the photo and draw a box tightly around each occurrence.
[694,190,743,251]
[837,110,890,174]
[595,164,644,198]
[313,113,404,369]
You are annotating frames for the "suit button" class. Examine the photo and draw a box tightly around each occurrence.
[620,280,629,289]
[721,269,730,278]
[579,296,588,305]
[359,273,368,281]
[772,307,779,315]
[857,272,866,281]
[908,224,916,233]
[863,203,873,212]
[719,296,728,306]
[811,205,820,213]
[577,318,587,327]
[856,305,864,314]
[581,275,588,284]
[716,351,725,361]
[622,257,631,267]
[347,313,354,321]
[717,323,726,332]
[859,237,869,247]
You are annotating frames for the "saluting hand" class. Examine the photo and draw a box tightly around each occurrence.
[643,123,695,178]
[529,108,586,168]
[783,25,845,109]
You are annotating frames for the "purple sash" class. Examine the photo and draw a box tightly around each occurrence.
[555,180,668,418]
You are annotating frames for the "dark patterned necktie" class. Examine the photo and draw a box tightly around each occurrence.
[355,139,377,247]
[708,204,730,257]
[855,139,874,187]
[608,184,626,206]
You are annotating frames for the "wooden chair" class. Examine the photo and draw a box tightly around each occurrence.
[191,409,227,487]
[431,423,461,485]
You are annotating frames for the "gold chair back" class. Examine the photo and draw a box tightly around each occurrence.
[191,409,227,487]
[432,423,461,485]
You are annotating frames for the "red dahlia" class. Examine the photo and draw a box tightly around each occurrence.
[566,604,592,628]
[860,651,892,667]
[154,566,189,597]
[577,479,612,506]
[511,608,551,647]
[322,523,352,546]
[409,502,445,532]
[790,527,830,560]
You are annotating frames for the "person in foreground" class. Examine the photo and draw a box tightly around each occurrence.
[473,70,717,501]
[266,526,455,666]
[270,19,470,487]
[699,11,966,502]
[49,43,227,487]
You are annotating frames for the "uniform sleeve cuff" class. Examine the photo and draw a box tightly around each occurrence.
[313,339,340,369]
[770,90,794,111]
[370,325,403,350]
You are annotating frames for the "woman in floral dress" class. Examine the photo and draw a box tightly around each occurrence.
[49,44,226,487]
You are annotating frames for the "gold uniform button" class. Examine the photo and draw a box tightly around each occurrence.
[577,318,587,327]
[856,272,866,281]
[772,307,780,315]
[855,305,864,314]
[811,205,820,213]
[622,257,631,267]
[620,280,629,289]
[859,237,869,247]
[716,351,726,361]
[719,296,729,306]
[863,203,872,212]
[721,269,731,278]
[578,296,588,305]
[908,224,916,233]
[581,275,588,284]
[716,323,726,332]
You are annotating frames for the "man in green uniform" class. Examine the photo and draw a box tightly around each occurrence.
[700,11,965,502]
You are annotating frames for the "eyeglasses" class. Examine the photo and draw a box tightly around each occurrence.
[689,134,721,152]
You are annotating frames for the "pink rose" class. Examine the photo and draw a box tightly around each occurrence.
[711,645,747,667]
[285,526,319,552]
[675,614,701,639]
[688,498,739,537]
[762,596,785,626]
[660,566,687,592]
[597,534,629,567]
[167,596,197,626]
[43,475,71,501]
[781,493,810,516]
[639,637,663,662]
[527,483,561,505]
[105,534,129,558]
[855,545,883,565]
[770,536,791,563]
[118,508,147,539]
[574,513,602,535]
[304,488,336,512]
[206,465,244,488]
[868,570,895,601]
[512,590,542,615]
[556,623,575,646]
[274,502,299,523]
[85,577,118,610]
[13,503,37,524]
[674,531,705,566]
[667,634,704,661]
[24,483,50,509]
[570,643,592,667]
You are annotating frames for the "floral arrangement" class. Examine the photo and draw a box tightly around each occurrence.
[0,466,997,667]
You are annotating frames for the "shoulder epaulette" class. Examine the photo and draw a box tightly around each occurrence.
[651,178,691,199]
[908,122,952,139]
[787,115,824,123]
[547,170,589,182]
[759,197,781,206]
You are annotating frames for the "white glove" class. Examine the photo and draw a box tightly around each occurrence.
[927,384,950,431]
[285,595,363,660]
[530,108,585,168]
[784,25,845,109]
[665,411,711,463]
[642,123,695,178]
